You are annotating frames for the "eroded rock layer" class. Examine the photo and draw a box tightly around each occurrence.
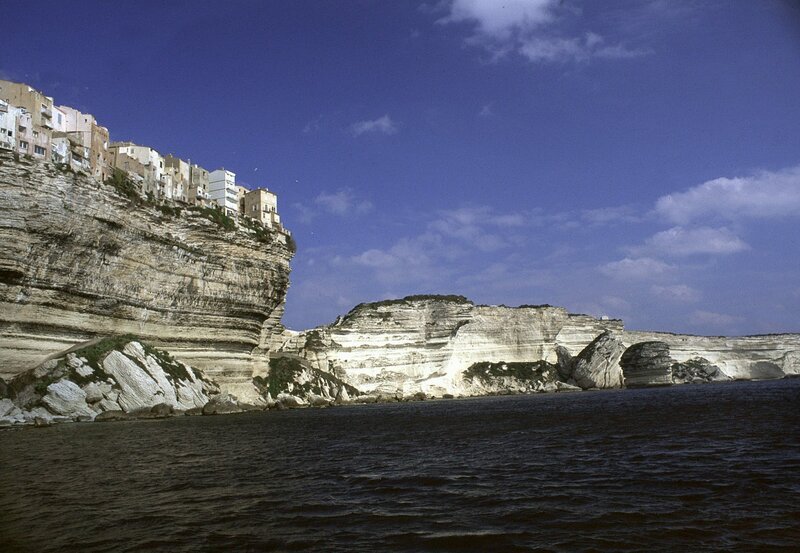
[622,331,800,381]
[0,153,292,400]
[277,296,623,395]
[279,296,800,395]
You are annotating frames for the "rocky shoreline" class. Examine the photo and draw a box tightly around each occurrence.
[2,325,796,429]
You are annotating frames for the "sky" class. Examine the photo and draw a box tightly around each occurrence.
[3,0,800,335]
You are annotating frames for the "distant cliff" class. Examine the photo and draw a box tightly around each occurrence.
[277,295,800,395]
[275,296,624,395]
[0,151,293,402]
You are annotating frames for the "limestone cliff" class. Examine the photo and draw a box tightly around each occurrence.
[278,295,800,395]
[0,152,293,401]
[276,295,623,396]
[621,331,800,381]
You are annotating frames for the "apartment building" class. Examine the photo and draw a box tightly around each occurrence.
[209,169,238,215]
[0,100,22,151]
[109,142,167,198]
[242,188,282,229]
[0,80,54,161]
[164,154,191,203]
[59,106,110,180]
[190,164,210,205]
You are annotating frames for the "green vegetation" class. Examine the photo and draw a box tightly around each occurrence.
[254,356,359,398]
[517,304,554,309]
[106,169,142,204]
[66,334,199,385]
[74,334,139,371]
[239,214,275,243]
[304,330,327,351]
[157,203,183,217]
[353,294,472,311]
[189,205,236,231]
[463,360,558,385]
[139,342,196,383]
[286,234,297,254]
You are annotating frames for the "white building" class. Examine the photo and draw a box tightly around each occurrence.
[50,105,70,164]
[209,168,238,215]
[0,100,22,151]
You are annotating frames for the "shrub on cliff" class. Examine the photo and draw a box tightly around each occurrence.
[190,205,236,231]
[106,169,142,204]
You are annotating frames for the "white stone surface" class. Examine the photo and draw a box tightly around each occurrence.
[42,380,95,418]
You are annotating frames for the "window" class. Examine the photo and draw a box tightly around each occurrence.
[20,141,28,150]
[34,145,45,155]
[33,130,39,137]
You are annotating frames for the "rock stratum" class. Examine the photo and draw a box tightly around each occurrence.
[277,296,800,395]
[0,151,292,402]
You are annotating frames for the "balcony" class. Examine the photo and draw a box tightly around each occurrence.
[42,119,53,129]
[41,106,52,118]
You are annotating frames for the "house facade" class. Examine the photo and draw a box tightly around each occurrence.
[209,169,238,215]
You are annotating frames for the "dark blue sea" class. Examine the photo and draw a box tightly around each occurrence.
[1,379,799,552]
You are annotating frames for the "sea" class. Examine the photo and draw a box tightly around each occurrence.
[1,379,799,552]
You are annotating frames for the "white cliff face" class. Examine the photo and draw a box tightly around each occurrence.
[622,331,800,381]
[279,296,800,396]
[278,297,623,396]
[0,152,293,402]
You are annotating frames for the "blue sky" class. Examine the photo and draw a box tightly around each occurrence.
[4,0,800,335]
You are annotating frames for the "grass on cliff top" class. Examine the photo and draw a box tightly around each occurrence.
[463,360,558,384]
[350,295,472,311]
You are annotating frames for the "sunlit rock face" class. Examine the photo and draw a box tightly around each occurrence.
[621,331,800,382]
[0,152,292,401]
[276,296,623,396]
[279,296,800,396]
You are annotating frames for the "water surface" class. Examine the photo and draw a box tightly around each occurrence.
[2,379,799,552]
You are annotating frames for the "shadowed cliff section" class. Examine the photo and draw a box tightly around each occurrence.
[0,152,293,401]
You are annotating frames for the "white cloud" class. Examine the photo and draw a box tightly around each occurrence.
[349,114,398,136]
[599,257,673,280]
[690,310,744,328]
[581,204,641,225]
[651,284,701,303]
[634,226,749,257]
[478,102,495,117]
[442,0,557,39]
[519,32,650,63]
[315,188,373,216]
[438,0,651,64]
[655,166,800,224]
[294,188,373,223]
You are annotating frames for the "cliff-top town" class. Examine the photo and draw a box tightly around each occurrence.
[0,79,289,239]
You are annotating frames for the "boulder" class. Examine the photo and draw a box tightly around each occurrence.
[94,410,131,422]
[276,394,304,409]
[102,350,164,412]
[0,398,15,417]
[308,395,331,408]
[82,382,106,403]
[571,331,626,389]
[555,345,575,380]
[148,402,175,418]
[42,380,95,417]
[671,357,730,384]
[620,341,673,387]
[0,377,9,399]
[202,394,242,415]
